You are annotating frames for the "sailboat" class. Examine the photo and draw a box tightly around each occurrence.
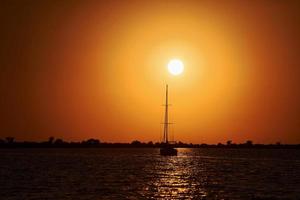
[160,84,178,156]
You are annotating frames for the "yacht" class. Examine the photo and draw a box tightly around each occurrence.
[160,84,177,156]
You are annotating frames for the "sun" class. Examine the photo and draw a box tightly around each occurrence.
[167,59,184,75]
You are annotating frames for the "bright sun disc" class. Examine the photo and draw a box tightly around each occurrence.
[168,59,184,75]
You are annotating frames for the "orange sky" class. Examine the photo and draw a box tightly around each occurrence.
[1,0,300,143]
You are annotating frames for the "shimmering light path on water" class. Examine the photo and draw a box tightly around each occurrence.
[0,148,300,199]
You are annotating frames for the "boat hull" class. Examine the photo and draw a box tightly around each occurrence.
[160,147,178,156]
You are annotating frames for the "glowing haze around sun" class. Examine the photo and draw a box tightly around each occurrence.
[167,59,184,75]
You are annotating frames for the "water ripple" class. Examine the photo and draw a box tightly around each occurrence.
[0,148,299,199]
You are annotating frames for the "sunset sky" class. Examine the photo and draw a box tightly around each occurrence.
[1,0,300,144]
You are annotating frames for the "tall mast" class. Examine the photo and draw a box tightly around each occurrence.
[163,84,169,143]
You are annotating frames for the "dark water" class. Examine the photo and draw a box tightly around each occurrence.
[0,148,300,199]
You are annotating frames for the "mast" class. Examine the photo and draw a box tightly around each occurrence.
[163,84,169,143]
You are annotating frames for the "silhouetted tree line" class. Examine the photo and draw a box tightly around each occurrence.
[0,137,299,149]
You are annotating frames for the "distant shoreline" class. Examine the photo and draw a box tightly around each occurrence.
[1,146,300,149]
[0,138,299,149]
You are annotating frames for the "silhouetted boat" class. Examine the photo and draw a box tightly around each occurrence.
[160,144,177,156]
[160,84,178,156]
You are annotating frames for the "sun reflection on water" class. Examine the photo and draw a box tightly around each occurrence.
[142,148,207,199]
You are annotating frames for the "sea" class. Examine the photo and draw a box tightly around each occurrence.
[0,148,299,199]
